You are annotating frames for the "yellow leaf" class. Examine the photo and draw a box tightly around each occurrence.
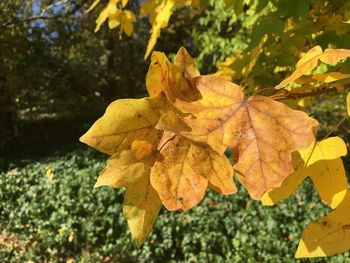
[123,170,162,247]
[46,165,55,182]
[150,134,236,211]
[310,72,350,83]
[94,139,161,247]
[80,95,167,155]
[261,154,306,206]
[276,47,350,89]
[144,0,174,59]
[94,151,147,188]
[119,10,136,36]
[121,0,128,7]
[320,48,350,65]
[276,46,323,89]
[308,158,347,209]
[94,0,119,32]
[299,136,347,167]
[174,47,200,79]
[145,48,200,102]
[158,75,318,199]
[262,137,347,208]
[296,191,350,258]
[87,0,101,13]
[140,0,159,18]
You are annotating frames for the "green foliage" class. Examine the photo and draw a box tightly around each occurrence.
[2,149,350,262]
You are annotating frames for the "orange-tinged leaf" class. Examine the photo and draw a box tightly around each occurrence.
[151,134,236,211]
[296,191,350,258]
[80,95,167,155]
[144,0,174,59]
[123,172,162,247]
[158,75,318,199]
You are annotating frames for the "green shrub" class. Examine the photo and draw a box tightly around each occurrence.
[1,149,348,262]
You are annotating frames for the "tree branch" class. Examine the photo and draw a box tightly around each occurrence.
[269,84,350,101]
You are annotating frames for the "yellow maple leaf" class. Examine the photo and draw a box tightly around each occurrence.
[95,140,162,247]
[295,191,350,258]
[80,95,168,155]
[158,75,318,199]
[150,133,236,211]
[262,137,348,208]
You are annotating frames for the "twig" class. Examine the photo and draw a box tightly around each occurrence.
[270,85,350,101]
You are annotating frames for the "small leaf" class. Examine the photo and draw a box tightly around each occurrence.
[310,72,350,83]
[144,0,174,59]
[276,46,323,89]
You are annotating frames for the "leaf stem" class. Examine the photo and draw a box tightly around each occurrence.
[322,115,348,140]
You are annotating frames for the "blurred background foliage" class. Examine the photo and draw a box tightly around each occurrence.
[1,0,350,261]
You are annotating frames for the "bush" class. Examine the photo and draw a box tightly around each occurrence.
[1,148,349,262]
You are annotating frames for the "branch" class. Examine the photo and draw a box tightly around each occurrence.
[269,84,350,101]
[2,0,82,28]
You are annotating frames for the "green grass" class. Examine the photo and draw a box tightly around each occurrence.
[0,149,349,262]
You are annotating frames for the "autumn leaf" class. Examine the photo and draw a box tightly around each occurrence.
[94,0,119,32]
[158,75,318,199]
[80,94,168,155]
[296,191,350,258]
[276,46,350,89]
[145,48,200,102]
[262,137,348,208]
[144,0,174,59]
[150,133,236,211]
[95,140,162,247]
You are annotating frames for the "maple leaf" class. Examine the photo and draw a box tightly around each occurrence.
[79,95,168,155]
[295,191,350,258]
[158,75,318,199]
[262,137,348,208]
[150,132,236,211]
[276,46,350,89]
[94,140,161,247]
